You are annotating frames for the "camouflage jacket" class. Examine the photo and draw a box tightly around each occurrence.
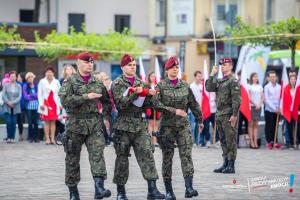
[111,74,152,133]
[59,73,112,134]
[154,78,202,128]
[205,73,241,117]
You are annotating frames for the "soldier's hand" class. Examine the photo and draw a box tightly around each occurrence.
[175,109,187,117]
[148,89,157,96]
[210,66,218,76]
[134,87,143,94]
[199,123,204,131]
[40,105,45,111]
[87,92,102,99]
[104,120,110,131]
[229,115,238,127]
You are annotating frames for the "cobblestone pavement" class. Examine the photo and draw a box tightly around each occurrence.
[0,141,299,200]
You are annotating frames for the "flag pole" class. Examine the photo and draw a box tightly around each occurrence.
[213,120,217,144]
[274,113,280,146]
[294,122,298,147]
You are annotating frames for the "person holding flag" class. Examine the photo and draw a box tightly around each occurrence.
[189,70,203,146]
[205,57,241,174]
[292,70,300,149]
[283,74,297,149]
[111,54,165,200]
[201,60,219,147]
[264,71,281,149]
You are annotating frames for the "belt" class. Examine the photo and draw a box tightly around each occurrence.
[68,113,100,119]
[118,112,143,118]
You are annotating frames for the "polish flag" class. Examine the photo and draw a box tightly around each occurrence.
[292,68,300,122]
[178,58,182,79]
[239,64,251,122]
[280,65,291,122]
[202,60,211,120]
[154,57,161,83]
[139,57,146,82]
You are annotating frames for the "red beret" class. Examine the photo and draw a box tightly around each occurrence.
[165,56,179,70]
[120,54,135,67]
[77,52,94,62]
[219,57,232,65]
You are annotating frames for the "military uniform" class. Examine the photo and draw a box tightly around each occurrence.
[111,74,158,184]
[153,56,202,199]
[59,72,112,184]
[205,59,241,174]
[154,78,202,180]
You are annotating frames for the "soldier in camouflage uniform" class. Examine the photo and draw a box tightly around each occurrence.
[205,57,241,174]
[153,56,204,199]
[111,54,165,200]
[59,52,112,200]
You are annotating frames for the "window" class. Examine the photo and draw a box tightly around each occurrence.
[266,0,273,22]
[20,9,34,22]
[115,15,130,33]
[68,13,85,33]
[156,0,166,26]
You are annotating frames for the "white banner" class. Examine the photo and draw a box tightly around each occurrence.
[236,45,271,84]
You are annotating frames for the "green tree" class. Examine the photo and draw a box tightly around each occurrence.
[226,16,300,68]
[0,25,25,51]
[34,26,145,62]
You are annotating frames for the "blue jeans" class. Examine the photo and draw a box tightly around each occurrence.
[201,113,219,144]
[188,112,199,144]
[5,113,17,139]
[26,109,39,141]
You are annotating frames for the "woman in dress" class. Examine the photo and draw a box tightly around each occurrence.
[38,67,61,145]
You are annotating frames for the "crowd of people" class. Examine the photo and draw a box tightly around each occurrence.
[1,60,300,151]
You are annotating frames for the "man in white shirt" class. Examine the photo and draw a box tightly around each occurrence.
[189,71,203,145]
[201,92,219,147]
[264,71,281,149]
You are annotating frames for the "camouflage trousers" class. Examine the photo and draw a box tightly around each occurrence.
[113,130,159,185]
[216,114,237,161]
[64,125,107,187]
[158,126,194,181]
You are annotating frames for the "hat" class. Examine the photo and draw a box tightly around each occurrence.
[165,56,179,70]
[120,54,135,67]
[219,57,232,65]
[77,52,94,62]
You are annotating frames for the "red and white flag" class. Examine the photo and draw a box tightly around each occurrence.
[139,57,146,82]
[202,60,211,120]
[280,65,291,122]
[292,69,300,122]
[239,64,251,122]
[154,57,161,84]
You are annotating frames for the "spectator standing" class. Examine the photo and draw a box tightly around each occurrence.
[264,71,281,149]
[23,72,39,143]
[248,72,264,149]
[2,71,22,143]
[38,67,61,145]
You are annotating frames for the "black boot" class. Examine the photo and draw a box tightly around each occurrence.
[68,186,80,200]
[116,185,128,200]
[222,160,235,174]
[164,181,176,200]
[147,180,165,199]
[94,177,111,199]
[184,176,198,198]
[213,157,228,173]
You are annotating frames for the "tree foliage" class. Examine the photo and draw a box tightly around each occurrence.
[0,24,25,51]
[226,16,300,67]
[34,26,146,62]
